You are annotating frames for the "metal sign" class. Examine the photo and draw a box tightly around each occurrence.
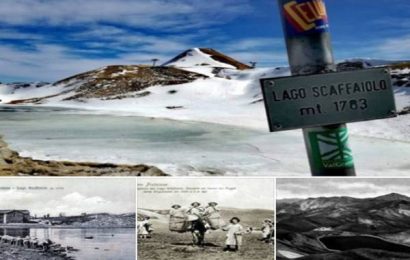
[260,68,396,132]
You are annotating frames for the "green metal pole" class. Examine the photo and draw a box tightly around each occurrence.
[277,0,356,176]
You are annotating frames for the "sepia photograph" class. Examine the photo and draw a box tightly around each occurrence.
[277,178,410,260]
[137,178,274,260]
[0,178,136,260]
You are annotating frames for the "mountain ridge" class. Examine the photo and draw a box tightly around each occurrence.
[277,193,410,259]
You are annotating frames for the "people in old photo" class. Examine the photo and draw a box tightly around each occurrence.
[222,217,244,252]
[261,219,273,243]
[137,178,275,260]
[138,216,152,239]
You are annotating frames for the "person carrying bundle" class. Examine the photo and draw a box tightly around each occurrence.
[169,204,190,232]
[186,202,204,217]
[203,202,224,230]
[174,202,207,247]
[186,202,208,230]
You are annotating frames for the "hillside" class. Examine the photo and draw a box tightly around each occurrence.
[4,65,206,104]
[0,48,410,135]
[58,213,136,228]
[0,49,409,143]
[277,193,410,259]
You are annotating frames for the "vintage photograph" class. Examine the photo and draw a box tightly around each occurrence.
[137,178,274,260]
[0,178,136,260]
[277,178,410,259]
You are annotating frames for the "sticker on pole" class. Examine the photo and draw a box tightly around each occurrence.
[309,128,354,170]
[260,68,397,132]
[282,0,329,36]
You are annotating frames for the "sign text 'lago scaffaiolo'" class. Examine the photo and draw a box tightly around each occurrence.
[260,68,396,132]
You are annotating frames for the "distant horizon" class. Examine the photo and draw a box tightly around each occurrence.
[1,51,408,84]
[277,179,410,200]
[277,192,409,201]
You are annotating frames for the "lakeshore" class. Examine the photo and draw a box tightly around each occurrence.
[0,136,166,176]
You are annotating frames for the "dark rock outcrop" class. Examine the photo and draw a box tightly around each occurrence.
[0,136,167,176]
[9,65,207,104]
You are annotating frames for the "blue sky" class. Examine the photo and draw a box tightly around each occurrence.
[0,0,409,82]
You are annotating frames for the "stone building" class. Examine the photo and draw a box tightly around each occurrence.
[0,210,30,224]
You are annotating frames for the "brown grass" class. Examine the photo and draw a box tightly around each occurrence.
[138,229,273,260]
[390,62,410,70]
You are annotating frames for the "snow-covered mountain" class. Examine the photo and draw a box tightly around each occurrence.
[2,65,206,104]
[162,47,251,76]
[0,48,289,129]
[0,48,409,141]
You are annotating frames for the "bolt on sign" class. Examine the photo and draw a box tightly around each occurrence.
[260,68,397,132]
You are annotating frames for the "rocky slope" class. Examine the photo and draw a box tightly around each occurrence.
[49,213,136,228]
[277,193,410,259]
[0,136,166,176]
[1,48,254,105]
[7,65,207,104]
[0,243,68,260]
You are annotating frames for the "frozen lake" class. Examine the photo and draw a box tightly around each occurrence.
[0,105,409,176]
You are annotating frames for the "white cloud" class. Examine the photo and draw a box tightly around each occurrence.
[0,0,251,30]
[0,190,37,207]
[0,179,135,217]
[0,28,44,41]
[228,38,283,52]
[0,34,288,82]
[0,43,175,82]
[277,179,410,199]
[73,26,192,54]
[0,1,289,82]
[227,50,287,66]
[375,35,410,60]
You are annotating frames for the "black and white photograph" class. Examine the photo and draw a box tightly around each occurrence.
[277,178,410,260]
[0,178,136,260]
[137,178,274,260]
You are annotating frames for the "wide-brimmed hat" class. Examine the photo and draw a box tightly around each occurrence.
[230,217,240,223]
[191,202,201,206]
[171,204,181,209]
[208,202,218,206]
